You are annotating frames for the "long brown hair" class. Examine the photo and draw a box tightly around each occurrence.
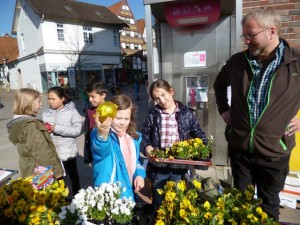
[149,79,175,100]
[110,95,139,139]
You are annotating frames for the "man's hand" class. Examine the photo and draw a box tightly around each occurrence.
[221,110,231,125]
[286,116,300,136]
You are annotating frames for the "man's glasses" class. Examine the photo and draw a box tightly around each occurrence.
[240,28,268,41]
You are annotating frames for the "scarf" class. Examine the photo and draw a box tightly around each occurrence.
[118,130,136,184]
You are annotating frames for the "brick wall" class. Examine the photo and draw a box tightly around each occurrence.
[243,0,300,48]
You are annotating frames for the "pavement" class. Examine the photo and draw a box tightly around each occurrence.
[1,85,300,224]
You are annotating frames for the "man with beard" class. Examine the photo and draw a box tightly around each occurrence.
[214,7,300,221]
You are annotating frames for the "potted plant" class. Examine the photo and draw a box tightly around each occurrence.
[59,182,136,225]
[150,137,213,169]
[0,166,69,225]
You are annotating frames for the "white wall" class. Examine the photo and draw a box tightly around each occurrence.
[42,22,121,53]
[17,0,43,58]
[18,57,42,91]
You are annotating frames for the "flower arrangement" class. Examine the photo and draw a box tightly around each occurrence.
[155,180,278,225]
[151,137,213,160]
[59,182,135,225]
[0,166,68,225]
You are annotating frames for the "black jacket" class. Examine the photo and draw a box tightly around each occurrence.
[141,101,208,155]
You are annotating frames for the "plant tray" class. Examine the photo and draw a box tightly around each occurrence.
[150,156,212,170]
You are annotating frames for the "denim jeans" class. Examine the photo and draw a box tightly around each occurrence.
[150,171,186,208]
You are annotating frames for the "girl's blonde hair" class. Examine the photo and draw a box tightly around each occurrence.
[13,88,40,115]
[110,94,139,139]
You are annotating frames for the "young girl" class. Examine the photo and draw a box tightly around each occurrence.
[42,87,83,196]
[6,88,64,178]
[90,95,145,200]
[141,79,208,208]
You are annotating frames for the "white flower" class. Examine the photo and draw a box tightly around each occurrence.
[60,182,135,223]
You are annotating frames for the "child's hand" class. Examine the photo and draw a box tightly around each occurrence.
[145,146,154,163]
[134,176,145,193]
[95,113,112,137]
[45,123,54,133]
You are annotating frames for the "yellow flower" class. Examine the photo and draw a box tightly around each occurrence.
[155,220,165,225]
[180,197,191,209]
[165,191,176,202]
[203,201,210,210]
[256,206,263,215]
[204,212,212,220]
[192,179,201,189]
[157,189,164,195]
[215,212,224,224]
[179,209,189,223]
[177,180,186,192]
[228,218,238,225]
[19,213,27,222]
[4,207,14,218]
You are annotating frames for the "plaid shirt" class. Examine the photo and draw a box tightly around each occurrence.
[160,104,180,149]
[248,41,284,127]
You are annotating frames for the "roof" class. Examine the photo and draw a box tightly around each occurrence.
[108,0,125,16]
[0,34,19,65]
[26,0,127,26]
[136,19,145,34]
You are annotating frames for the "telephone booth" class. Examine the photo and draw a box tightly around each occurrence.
[144,0,242,171]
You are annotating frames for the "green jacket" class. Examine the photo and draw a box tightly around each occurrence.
[7,116,64,178]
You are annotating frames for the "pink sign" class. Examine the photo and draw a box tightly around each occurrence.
[165,0,220,27]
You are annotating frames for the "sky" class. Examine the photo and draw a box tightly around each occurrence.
[0,0,145,36]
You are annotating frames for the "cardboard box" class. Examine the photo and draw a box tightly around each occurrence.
[279,173,300,208]
[282,173,300,199]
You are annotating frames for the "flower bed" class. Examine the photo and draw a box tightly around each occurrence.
[155,179,278,225]
[0,166,68,225]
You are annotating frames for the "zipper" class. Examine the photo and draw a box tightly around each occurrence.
[245,52,279,152]
[279,139,287,151]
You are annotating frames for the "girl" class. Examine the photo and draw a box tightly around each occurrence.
[6,88,64,178]
[90,95,145,200]
[141,79,208,208]
[42,87,83,196]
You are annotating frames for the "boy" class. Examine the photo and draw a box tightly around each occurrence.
[83,82,108,165]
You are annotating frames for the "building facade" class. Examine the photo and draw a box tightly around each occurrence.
[11,0,127,92]
[108,0,147,84]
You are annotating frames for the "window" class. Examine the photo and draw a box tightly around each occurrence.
[57,24,65,41]
[125,44,130,49]
[113,30,119,47]
[125,31,130,36]
[21,33,25,51]
[134,44,138,49]
[83,27,93,44]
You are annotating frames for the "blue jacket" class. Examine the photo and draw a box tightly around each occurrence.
[91,129,146,199]
[141,101,208,155]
